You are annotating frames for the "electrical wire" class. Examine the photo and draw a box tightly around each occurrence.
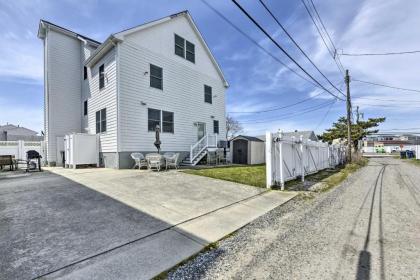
[314,99,337,130]
[239,100,336,124]
[258,0,345,97]
[198,0,318,89]
[228,92,323,114]
[352,79,420,93]
[300,0,345,75]
[231,0,345,101]
[341,50,420,56]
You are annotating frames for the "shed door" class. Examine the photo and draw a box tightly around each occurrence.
[233,139,248,164]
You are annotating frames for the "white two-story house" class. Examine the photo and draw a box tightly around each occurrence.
[38,11,228,168]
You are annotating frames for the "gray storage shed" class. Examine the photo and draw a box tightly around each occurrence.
[231,135,265,165]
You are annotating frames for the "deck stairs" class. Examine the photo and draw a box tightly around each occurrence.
[181,134,217,166]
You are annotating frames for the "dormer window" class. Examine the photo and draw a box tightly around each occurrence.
[174,34,195,63]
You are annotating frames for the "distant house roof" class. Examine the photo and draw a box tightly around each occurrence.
[0,124,38,136]
[256,131,318,142]
[231,135,264,142]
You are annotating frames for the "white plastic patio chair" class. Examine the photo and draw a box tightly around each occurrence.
[131,153,147,169]
[164,152,179,170]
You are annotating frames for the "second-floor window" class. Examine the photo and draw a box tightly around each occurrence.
[204,85,212,104]
[99,64,105,89]
[150,64,163,90]
[83,100,88,116]
[95,108,106,133]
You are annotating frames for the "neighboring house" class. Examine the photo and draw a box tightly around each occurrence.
[256,130,318,142]
[362,133,419,153]
[38,11,228,168]
[0,124,43,141]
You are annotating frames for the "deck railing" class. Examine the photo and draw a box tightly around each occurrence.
[190,134,218,164]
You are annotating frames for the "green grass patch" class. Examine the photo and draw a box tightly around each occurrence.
[183,158,368,191]
[183,165,267,188]
[316,158,368,193]
[406,158,420,166]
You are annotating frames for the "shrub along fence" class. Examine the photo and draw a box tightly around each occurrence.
[265,131,347,189]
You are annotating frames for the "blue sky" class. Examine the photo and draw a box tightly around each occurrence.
[1,0,420,135]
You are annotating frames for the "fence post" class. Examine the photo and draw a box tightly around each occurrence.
[265,131,272,189]
[278,130,285,190]
[300,135,304,182]
[18,140,24,159]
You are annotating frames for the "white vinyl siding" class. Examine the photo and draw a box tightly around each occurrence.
[87,48,118,152]
[44,30,82,163]
[118,41,226,152]
[124,15,221,81]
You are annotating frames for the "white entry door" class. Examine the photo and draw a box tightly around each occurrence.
[197,122,206,141]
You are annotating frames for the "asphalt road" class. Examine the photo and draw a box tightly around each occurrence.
[170,157,420,279]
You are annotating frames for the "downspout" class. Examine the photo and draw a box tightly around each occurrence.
[112,39,121,168]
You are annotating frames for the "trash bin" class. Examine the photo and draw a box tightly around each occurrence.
[407,150,414,159]
[400,151,407,159]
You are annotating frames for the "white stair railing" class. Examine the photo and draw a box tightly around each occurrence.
[190,134,219,164]
[190,135,208,163]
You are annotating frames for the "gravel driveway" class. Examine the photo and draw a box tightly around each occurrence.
[169,157,420,279]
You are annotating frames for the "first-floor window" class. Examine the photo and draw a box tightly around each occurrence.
[96,108,106,133]
[162,111,174,133]
[148,108,161,131]
[213,120,219,134]
[148,108,174,133]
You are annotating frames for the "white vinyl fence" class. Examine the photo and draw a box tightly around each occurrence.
[0,140,44,161]
[265,131,347,189]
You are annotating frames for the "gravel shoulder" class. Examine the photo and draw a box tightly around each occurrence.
[168,157,420,280]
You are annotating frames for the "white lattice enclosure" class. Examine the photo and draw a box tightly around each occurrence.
[265,131,347,189]
[0,140,44,161]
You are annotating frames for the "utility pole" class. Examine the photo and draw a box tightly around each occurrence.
[345,69,352,162]
[356,106,359,124]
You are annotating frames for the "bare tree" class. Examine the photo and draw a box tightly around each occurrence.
[226,115,243,140]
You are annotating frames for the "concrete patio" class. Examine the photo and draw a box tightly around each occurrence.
[1,167,297,279]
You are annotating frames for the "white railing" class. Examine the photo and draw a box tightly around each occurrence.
[190,134,218,163]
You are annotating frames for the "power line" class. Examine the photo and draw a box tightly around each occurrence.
[352,79,420,93]
[341,50,420,56]
[308,0,346,74]
[258,0,345,97]
[300,0,345,75]
[355,97,420,103]
[228,92,323,114]
[230,0,345,101]
[314,99,337,130]
[239,100,336,124]
[198,0,318,89]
